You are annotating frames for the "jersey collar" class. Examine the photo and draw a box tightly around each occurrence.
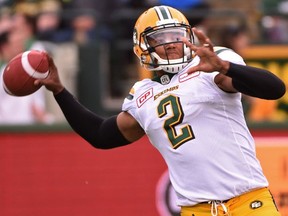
[152,73,175,85]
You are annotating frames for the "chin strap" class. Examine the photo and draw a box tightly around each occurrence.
[150,52,190,73]
[161,62,189,73]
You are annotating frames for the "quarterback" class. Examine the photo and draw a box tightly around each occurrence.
[37,5,285,216]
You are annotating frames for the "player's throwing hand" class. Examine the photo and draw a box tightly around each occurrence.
[182,28,229,75]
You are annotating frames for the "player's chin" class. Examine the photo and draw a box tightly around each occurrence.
[167,54,182,60]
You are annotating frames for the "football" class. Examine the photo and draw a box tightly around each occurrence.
[2,50,49,96]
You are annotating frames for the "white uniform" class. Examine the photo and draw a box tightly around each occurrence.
[122,48,268,206]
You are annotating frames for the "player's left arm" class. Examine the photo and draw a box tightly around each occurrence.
[182,28,286,100]
[215,62,286,100]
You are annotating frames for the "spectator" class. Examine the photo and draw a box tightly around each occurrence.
[36,0,73,43]
[70,10,98,45]
[11,11,46,51]
[0,7,54,125]
[219,24,250,55]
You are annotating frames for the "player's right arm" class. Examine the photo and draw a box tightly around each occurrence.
[35,53,145,149]
[117,111,146,142]
[54,89,144,149]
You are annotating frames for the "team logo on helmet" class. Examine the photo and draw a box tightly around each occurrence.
[133,28,138,45]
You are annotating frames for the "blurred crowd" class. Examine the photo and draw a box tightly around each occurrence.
[0,0,287,125]
[0,0,211,125]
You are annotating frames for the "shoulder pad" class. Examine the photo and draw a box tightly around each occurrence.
[213,46,231,55]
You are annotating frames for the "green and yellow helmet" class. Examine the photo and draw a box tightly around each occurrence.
[133,5,194,74]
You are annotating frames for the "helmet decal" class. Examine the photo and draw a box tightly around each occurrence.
[154,6,173,20]
[133,28,138,45]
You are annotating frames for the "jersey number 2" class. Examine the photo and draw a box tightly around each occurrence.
[157,95,195,149]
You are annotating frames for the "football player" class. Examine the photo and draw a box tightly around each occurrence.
[36,5,285,216]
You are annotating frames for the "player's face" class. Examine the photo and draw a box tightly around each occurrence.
[146,28,186,60]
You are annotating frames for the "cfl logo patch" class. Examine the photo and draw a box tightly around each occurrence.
[250,200,263,209]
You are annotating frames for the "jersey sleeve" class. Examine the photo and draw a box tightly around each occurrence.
[121,79,152,130]
[214,46,246,66]
[122,86,136,112]
[122,81,140,120]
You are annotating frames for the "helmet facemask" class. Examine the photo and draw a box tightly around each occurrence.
[139,24,194,74]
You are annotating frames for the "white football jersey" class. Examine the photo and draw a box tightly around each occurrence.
[122,47,268,206]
